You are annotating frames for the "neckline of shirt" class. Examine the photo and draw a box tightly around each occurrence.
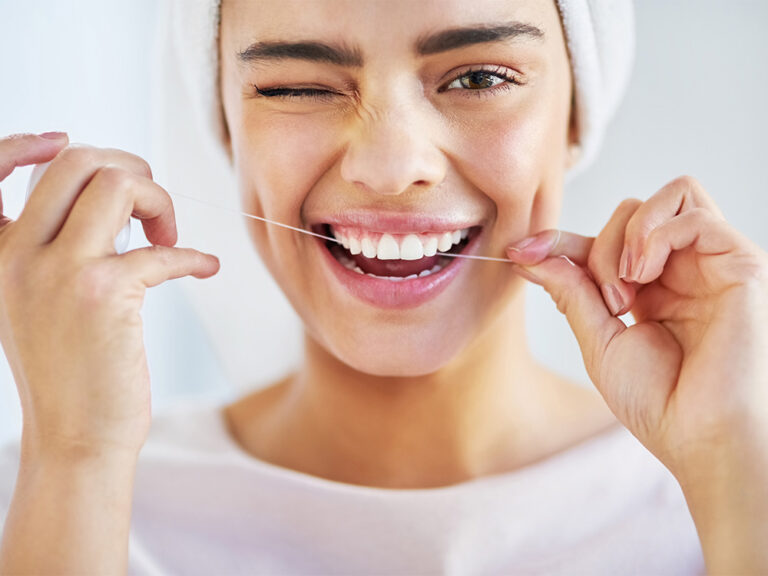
[150,398,642,498]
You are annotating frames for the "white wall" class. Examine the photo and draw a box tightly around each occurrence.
[0,0,232,445]
[0,1,766,445]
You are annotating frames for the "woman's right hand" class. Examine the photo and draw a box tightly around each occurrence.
[0,132,220,461]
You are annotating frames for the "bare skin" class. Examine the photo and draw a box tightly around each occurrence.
[0,0,766,574]
[218,0,619,489]
[224,311,619,489]
[0,135,219,574]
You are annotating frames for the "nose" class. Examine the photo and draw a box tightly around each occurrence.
[340,104,447,196]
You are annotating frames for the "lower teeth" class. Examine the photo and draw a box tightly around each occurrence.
[338,254,445,279]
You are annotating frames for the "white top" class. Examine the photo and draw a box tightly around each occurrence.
[0,400,705,575]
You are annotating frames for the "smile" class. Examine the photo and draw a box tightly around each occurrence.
[322,225,479,279]
[312,220,483,309]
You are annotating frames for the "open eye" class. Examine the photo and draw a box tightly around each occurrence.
[442,67,521,94]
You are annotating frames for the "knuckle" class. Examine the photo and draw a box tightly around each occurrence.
[55,145,153,181]
[672,174,700,190]
[643,225,662,249]
[686,206,714,224]
[56,144,99,170]
[103,148,152,179]
[93,165,135,196]
[622,211,647,240]
[616,197,642,214]
[671,174,709,210]
[135,156,153,179]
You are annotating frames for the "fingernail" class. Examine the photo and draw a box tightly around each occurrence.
[631,256,645,282]
[38,131,67,140]
[508,229,559,254]
[618,245,631,279]
[601,282,624,316]
[508,235,537,252]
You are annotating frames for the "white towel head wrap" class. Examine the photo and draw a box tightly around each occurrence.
[169,0,634,176]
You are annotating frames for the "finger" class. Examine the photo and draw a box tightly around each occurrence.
[0,132,69,218]
[506,228,593,267]
[55,165,177,257]
[620,175,724,282]
[118,245,220,288]
[0,132,69,182]
[509,253,627,392]
[633,208,747,287]
[586,199,642,316]
[15,144,152,246]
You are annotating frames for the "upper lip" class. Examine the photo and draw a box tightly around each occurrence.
[307,211,485,234]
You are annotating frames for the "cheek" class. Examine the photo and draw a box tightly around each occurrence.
[227,111,340,304]
[237,111,344,223]
[449,95,569,238]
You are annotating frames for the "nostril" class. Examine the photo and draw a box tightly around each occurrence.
[339,131,446,196]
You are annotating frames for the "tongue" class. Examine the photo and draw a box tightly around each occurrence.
[353,254,441,277]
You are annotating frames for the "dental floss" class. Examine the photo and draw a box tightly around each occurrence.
[22,163,514,263]
[167,191,339,244]
[23,158,517,262]
[166,191,515,264]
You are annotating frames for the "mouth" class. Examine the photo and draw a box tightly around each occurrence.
[309,220,483,310]
[313,224,482,280]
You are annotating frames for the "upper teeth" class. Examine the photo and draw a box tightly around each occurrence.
[330,226,470,260]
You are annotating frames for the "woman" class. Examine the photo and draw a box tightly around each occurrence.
[0,0,766,574]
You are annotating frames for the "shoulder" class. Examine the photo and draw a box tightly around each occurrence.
[484,423,706,574]
[142,397,235,458]
[572,425,705,574]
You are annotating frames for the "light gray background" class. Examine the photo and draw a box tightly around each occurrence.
[0,1,766,445]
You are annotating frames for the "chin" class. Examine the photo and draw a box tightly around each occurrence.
[316,311,476,378]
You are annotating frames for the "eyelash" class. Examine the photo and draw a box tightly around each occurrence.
[253,86,340,102]
[252,65,521,102]
[441,65,522,96]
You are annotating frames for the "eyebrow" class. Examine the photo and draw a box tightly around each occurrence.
[416,22,545,55]
[237,41,364,67]
[236,21,545,67]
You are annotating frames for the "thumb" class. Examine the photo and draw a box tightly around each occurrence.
[119,245,220,288]
[506,230,627,390]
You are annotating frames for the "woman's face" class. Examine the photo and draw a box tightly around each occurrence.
[219,0,573,376]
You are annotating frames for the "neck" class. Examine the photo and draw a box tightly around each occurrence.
[227,290,614,489]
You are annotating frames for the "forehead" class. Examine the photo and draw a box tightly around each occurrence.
[221,0,562,55]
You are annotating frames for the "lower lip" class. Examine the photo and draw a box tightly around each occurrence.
[316,233,481,310]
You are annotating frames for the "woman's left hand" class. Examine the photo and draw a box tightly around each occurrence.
[505,175,768,570]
